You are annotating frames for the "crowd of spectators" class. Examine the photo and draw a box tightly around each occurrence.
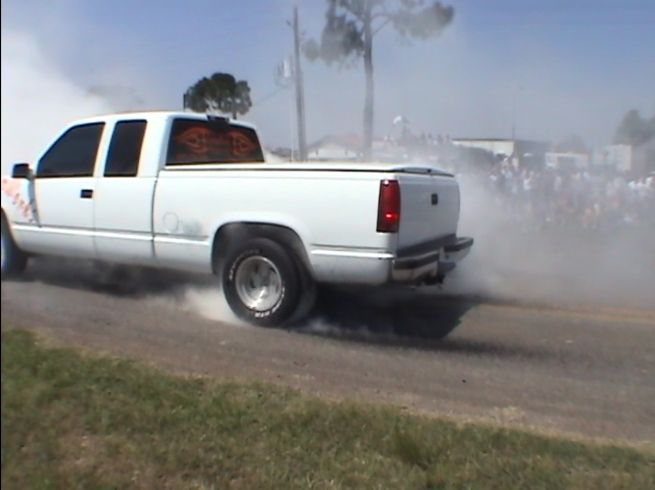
[460,158,654,231]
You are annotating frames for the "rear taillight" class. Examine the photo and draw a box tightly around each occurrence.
[377,179,401,233]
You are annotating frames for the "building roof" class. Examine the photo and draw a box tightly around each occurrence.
[452,137,550,146]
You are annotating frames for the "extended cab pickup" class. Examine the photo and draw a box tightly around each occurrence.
[1,111,473,325]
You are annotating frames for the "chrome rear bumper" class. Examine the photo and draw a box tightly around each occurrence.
[392,236,473,283]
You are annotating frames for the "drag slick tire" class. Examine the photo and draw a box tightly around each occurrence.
[222,238,301,327]
[1,213,28,279]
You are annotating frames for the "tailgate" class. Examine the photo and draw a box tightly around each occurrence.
[396,173,460,250]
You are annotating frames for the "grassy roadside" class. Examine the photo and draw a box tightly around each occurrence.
[2,329,653,490]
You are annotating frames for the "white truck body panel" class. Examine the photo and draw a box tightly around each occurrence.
[21,176,97,258]
[94,176,157,264]
[395,173,460,250]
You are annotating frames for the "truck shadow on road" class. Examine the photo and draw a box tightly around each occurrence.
[18,258,212,297]
[305,286,552,360]
[311,286,471,340]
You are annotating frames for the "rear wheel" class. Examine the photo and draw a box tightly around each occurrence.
[1,214,28,279]
[222,238,301,326]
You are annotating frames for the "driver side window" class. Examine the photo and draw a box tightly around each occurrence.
[37,123,105,178]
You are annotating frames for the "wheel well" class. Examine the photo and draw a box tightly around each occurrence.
[211,223,313,278]
[2,209,21,242]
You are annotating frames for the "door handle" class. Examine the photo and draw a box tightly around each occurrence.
[80,189,93,199]
[431,193,439,205]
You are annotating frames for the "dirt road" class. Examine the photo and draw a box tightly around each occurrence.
[2,260,654,445]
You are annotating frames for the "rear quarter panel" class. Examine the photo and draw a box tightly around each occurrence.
[152,168,395,277]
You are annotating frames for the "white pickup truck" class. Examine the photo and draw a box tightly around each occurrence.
[1,111,473,325]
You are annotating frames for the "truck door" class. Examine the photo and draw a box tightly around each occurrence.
[93,120,157,264]
[27,123,105,258]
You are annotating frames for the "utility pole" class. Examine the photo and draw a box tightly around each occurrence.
[511,87,516,141]
[293,3,308,160]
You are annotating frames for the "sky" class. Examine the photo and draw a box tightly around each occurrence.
[2,0,654,165]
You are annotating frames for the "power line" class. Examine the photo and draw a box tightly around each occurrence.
[255,86,288,106]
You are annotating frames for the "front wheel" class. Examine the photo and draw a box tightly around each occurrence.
[1,214,28,279]
[222,238,301,327]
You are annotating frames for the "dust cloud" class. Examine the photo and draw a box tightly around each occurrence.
[447,173,655,310]
[176,287,245,325]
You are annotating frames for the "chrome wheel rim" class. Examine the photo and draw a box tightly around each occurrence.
[235,256,282,312]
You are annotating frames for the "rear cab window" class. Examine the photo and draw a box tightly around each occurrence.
[105,120,147,177]
[166,118,264,166]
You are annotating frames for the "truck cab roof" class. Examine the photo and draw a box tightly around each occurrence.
[70,110,258,132]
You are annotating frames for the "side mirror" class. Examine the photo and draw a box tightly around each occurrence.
[11,163,33,180]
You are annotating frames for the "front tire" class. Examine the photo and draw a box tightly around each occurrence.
[1,214,28,279]
[222,238,301,326]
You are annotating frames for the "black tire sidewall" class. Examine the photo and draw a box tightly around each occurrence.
[1,215,25,278]
[222,238,301,326]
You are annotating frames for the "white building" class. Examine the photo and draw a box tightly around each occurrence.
[592,145,632,172]
[451,138,516,158]
[451,137,550,167]
[545,152,590,170]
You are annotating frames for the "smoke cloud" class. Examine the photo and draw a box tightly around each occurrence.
[0,30,113,174]
[449,174,655,310]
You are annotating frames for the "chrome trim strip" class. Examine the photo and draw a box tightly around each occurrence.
[154,236,210,246]
[311,249,394,260]
[14,225,208,246]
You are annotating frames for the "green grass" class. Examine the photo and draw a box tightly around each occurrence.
[2,329,653,490]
